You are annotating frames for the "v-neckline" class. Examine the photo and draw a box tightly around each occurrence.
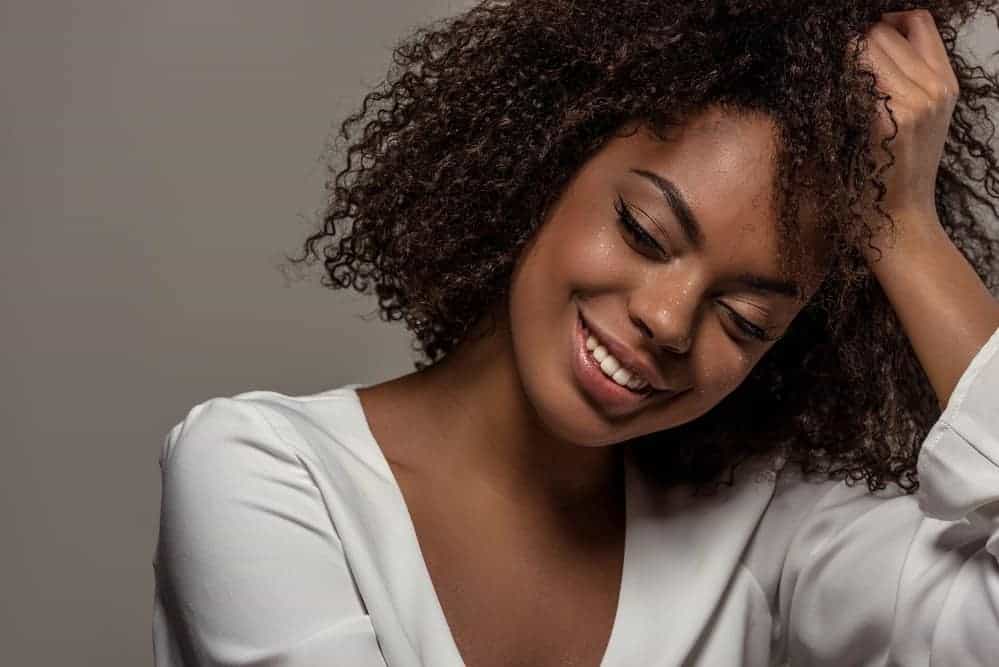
[346,383,637,666]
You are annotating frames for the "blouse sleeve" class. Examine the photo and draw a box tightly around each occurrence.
[152,397,388,666]
[775,325,999,666]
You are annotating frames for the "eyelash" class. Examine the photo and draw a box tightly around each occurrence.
[614,196,774,344]
[614,196,664,255]
[717,303,775,343]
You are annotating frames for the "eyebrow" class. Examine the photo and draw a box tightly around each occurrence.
[734,272,802,300]
[629,168,803,301]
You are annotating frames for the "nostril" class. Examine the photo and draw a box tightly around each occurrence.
[632,316,655,339]
[660,339,691,356]
[633,315,690,355]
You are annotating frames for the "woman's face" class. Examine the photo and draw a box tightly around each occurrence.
[506,105,828,447]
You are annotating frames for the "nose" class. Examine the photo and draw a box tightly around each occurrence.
[632,315,693,355]
[629,283,698,356]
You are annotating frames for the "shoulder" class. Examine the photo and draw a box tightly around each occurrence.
[155,385,379,563]
[159,385,371,477]
[153,387,388,663]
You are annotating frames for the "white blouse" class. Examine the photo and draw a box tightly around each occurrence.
[152,325,999,666]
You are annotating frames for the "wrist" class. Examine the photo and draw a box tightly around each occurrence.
[862,207,948,269]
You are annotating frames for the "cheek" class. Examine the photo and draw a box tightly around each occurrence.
[516,199,615,283]
[695,359,753,411]
[548,221,622,291]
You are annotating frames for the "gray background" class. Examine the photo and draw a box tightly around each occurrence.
[1,2,995,664]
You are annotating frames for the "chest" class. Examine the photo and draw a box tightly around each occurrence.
[395,468,626,667]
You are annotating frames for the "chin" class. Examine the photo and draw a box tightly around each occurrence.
[519,372,641,448]
[516,370,575,439]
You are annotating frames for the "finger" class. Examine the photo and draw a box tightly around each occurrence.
[866,21,939,98]
[857,35,924,105]
[880,10,957,85]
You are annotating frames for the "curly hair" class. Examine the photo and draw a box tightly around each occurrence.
[286,0,999,494]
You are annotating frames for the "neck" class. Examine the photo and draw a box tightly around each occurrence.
[390,310,624,511]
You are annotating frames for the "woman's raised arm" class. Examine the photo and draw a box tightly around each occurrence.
[854,9,999,407]
[772,12,999,663]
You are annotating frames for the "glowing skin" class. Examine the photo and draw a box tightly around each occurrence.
[505,108,824,448]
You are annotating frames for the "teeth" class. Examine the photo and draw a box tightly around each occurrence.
[600,354,621,375]
[626,376,646,391]
[584,333,649,391]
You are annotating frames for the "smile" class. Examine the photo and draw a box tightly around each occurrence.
[584,329,651,392]
[572,310,663,414]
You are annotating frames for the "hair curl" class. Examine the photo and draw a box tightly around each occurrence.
[287,0,999,494]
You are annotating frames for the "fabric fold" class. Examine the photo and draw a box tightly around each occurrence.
[917,325,999,521]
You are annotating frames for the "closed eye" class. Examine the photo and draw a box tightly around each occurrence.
[614,196,666,256]
[717,301,780,343]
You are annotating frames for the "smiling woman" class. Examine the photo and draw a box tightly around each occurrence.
[153,1,999,665]
[503,109,827,442]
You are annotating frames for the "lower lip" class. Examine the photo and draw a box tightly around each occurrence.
[572,311,662,414]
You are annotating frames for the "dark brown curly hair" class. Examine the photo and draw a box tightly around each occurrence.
[286,0,999,494]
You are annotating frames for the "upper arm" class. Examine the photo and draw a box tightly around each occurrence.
[153,397,387,666]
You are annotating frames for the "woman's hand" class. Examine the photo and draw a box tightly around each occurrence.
[850,9,999,410]
[854,9,959,252]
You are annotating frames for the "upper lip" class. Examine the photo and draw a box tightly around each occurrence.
[580,311,670,392]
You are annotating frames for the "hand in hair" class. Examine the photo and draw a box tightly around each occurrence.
[854,9,960,247]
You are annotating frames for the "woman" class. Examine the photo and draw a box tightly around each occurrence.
[153,1,999,665]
